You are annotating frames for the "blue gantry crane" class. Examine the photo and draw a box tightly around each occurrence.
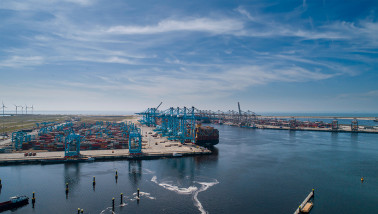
[141,106,197,144]
[128,123,142,154]
[64,133,82,157]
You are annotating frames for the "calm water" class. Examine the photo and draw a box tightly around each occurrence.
[1,124,378,213]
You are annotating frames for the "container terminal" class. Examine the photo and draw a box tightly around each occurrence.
[0,105,220,165]
[198,102,378,133]
[1,103,377,164]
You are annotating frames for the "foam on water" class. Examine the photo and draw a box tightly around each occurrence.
[151,176,198,194]
[143,168,155,174]
[193,181,220,214]
[99,207,115,214]
[151,176,219,213]
[132,191,156,200]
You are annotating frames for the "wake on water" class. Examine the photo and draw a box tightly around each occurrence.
[151,176,219,214]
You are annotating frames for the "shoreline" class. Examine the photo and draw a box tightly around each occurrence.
[257,116,377,120]
[0,150,211,166]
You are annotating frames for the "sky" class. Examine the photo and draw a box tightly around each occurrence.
[0,0,377,113]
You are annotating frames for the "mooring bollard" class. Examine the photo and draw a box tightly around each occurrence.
[120,193,123,204]
[112,197,115,211]
[65,183,69,194]
[32,192,36,204]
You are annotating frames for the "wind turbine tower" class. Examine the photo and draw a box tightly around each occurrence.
[1,102,6,116]
[14,105,19,115]
[1,101,6,137]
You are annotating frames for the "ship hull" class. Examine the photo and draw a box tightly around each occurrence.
[195,139,219,147]
[0,196,29,212]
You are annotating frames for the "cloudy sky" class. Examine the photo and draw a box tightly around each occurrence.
[0,0,377,113]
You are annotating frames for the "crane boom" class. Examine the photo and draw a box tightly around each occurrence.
[156,102,163,110]
[238,102,242,116]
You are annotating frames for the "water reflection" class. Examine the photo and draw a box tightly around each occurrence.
[331,132,338,143]
[63,163,81,195]
[194,146,219,166]
[128,160,142,187]
[289,130,296,140]
[351,133,358,143]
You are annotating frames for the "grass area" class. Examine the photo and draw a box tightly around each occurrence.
[79,115,136,123]
[0,114,138,136]
[0,115,72,134]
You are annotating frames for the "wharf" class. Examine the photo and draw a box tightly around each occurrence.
[0,125,211,165]
[254,125,378,134]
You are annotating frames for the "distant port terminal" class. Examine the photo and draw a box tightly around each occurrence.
[0,102,377,165]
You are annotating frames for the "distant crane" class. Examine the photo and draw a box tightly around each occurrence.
[238,102,242,123]
[156,102,163,111]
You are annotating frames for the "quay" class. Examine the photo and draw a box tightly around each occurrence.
[0,123,211,166]
[252,124,378,134]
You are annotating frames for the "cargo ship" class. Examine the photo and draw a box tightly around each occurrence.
[195,124,219,146]
[0,196,29,212]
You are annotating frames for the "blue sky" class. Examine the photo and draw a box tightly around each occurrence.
[0,0,377,113]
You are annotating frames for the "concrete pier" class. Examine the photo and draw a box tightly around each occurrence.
[294,189,314,214]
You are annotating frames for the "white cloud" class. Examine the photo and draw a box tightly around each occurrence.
[75,56,136,64]
[235,6,255,21]
[0,56,44,67]
[0,0,94,11]
[106,18,244,35]
[53,64,336,102]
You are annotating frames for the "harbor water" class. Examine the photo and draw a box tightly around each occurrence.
[1,124,378,213]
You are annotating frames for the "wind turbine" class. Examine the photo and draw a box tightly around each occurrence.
[31,105,34,114]
[1,101,6,137]
[21,106,24,115]
[14,104,19,115]
[1,101,6,116]
[25,104,28,115]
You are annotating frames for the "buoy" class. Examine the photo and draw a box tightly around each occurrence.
[115,170,118,178]
[93,176,96,185]
[0,179,2,188]
[77,208,80,214]
[81,208,84,213]
[120,193,123,204]
[66,183,69,194]
[361,177,364,182]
